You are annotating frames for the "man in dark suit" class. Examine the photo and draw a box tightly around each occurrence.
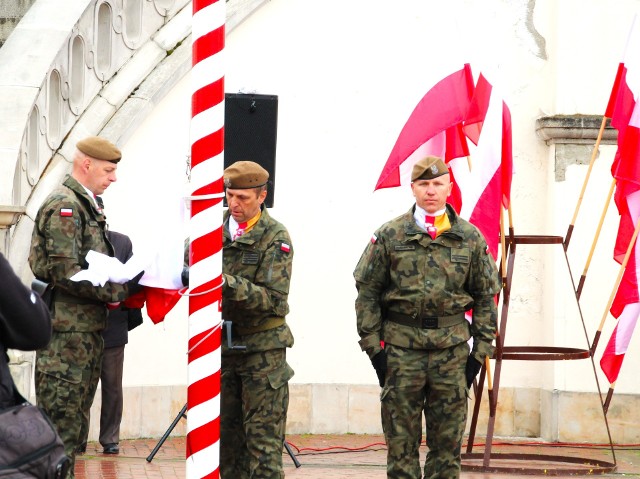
[78,230,143,455]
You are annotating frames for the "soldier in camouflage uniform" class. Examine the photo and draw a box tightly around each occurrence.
[218,161,295,479]
[29,136,140,478]
[353,156,501,479]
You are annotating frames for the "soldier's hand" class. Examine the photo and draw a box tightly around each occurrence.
[370,350,387,388]
[465,355,482,388]
[126,270,145,296]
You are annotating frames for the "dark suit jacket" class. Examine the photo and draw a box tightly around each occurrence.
[104,231,143,349]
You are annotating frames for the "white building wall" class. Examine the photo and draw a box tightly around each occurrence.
[18,0,640,440]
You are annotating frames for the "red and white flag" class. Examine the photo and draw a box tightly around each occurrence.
[608,15,640,264]
[600,16,640,383]
[602,188,640,383]
[374,63,475,201]
[606,15,640,150]
[124,287,183,324]
[449,73,513,260]
[122,196,187,324]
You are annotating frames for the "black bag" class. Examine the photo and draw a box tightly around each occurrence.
[0,387,70,478]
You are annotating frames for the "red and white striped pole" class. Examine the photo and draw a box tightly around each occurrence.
[188,0,225,477]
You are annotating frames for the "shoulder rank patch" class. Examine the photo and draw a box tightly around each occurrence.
[281,243,291,253]
[60,208,73,217]
[242,251,260,265]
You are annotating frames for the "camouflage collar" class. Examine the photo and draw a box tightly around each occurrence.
[63,175,99,212]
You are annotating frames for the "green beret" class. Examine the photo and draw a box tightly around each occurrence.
[224,161,269,189]
[76,136,122,163]
[411,156,449,181]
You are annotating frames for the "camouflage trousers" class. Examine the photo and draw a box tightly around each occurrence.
[381,342,469,479]
[220,348,295,479]
[35,331,103,479]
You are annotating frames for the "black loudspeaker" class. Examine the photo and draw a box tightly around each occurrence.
[224,93,278,207]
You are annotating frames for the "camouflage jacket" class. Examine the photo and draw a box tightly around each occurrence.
[354,204,501,362]
[29,175,129,332]
[222,207,294,355]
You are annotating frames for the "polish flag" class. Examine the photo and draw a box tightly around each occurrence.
[393,130,465,211]
[602,188,640,383]
[374,64,475,199]
[122,197,188,324]
[124,287,183,324]
[449,73,513,260]
[606,15,640,148]
[601,16,640,383]
[608,15,640,264]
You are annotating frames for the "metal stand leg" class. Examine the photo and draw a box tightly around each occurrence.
[146,403,187,463]
[145,401,301,468]
[284,440,301,468]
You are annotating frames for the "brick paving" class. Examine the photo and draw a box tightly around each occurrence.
[74,434,640,478]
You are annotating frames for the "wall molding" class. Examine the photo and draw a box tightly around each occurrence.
[536,115,617,181]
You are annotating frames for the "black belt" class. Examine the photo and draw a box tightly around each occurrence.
[386,311,465,329]
[230,317,285,336]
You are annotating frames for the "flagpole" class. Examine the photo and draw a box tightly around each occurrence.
[487,207,507,413]
[564,116,608,251]
[188,1,225,478]
[508,203,514,231]
[466,155,472,171]
[483,355,494,431]
[591,211,640,355]
[500,205,507,281]
[575,179,616,299]
[603,381,616,414]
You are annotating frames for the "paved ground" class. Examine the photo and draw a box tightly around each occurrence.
[75,434,640,478]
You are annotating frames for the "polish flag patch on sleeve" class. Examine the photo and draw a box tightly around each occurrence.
[371,234,378,244]
[60,208,73,217]
[280,243,291,253]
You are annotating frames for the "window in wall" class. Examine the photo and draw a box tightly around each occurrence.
[124,0,142,44]
[70,35,85,114]
[26,106,40,187]
[47,70,62,147]
[96,2,113,77]
[13,155,20,205]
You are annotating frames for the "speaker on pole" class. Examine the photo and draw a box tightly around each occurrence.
[224,93,278,207]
